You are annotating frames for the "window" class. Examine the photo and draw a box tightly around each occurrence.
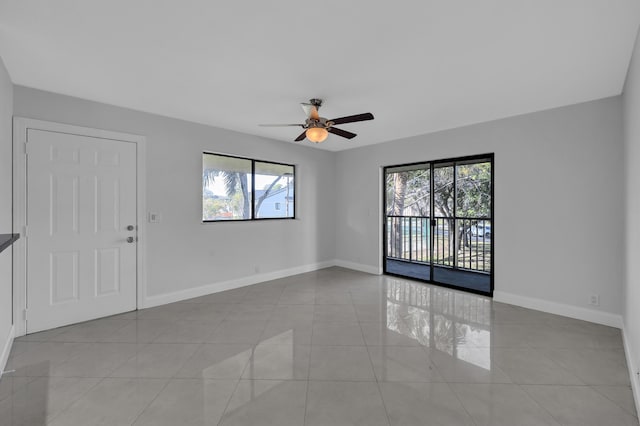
[202,153,295,221]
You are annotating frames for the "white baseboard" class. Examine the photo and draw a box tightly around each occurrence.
[0,325,15,378]
[493,291,623,328]
[142,259,383,309]
[333,259,382,275]
[622,324,640,417]
[142,260,335,308]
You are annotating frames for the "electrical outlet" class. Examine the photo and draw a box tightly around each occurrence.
[589,294,600,306]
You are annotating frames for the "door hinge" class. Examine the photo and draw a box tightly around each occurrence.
[22,225,27,238]
[23,142,28,155]
[23,309,27,320]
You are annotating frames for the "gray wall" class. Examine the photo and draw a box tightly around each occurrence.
[14,86,337,300]
[9,78,629,323]
[0,57,13,359]
[623,27,640,404]
[336,97,624,318]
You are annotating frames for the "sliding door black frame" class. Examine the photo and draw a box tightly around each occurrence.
[382,153,494,297]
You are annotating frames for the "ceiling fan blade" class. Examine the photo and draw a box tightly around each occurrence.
[294,131,307,142]
[301,103,319,120]
[328,127,357,139]
[259,123,304,127]
[329,112,374,125]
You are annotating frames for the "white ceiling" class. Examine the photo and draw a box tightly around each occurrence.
[1,1,639,151]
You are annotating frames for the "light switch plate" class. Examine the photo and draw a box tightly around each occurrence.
[148,212,161,223]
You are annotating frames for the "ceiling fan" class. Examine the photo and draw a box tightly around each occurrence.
[259,99,374,143]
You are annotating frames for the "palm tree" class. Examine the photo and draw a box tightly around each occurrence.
[203,169,250,219]
[203,169,290,219]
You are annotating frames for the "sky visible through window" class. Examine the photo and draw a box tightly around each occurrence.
[204,174,278,196]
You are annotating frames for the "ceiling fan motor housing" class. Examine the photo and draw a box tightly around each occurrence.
[305,117,332,129]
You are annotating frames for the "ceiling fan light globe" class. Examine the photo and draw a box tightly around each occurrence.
[306,127,328,143]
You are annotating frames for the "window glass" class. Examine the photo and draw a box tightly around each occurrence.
[456,161,491,218]
[202,154,252,220]
[254,161,295,219]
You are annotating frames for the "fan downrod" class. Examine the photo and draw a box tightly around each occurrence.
[309,98,323,108]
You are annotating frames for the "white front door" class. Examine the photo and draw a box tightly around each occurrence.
[26,128,137,333]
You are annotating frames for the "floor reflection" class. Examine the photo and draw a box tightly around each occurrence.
[385,278,492,369]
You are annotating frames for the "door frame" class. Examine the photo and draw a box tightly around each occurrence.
[12,118,147,336]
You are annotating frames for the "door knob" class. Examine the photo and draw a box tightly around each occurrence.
[126,225,135,231]
[126,236,135,243]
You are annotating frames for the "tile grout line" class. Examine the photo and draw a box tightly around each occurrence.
[303,300,316,426]
[442,380,481,426]
[129,377,173,426]
[302,377,311,426]
[44,376,109,425]
[517,383,569,426]
[590,385,640,418]
[359,315,392,426]
[214,378,243,425]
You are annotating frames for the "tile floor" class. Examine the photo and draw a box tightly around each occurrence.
[0,267,637,425]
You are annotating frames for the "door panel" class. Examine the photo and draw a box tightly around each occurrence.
[26,129,137,333]
[50,251,79,304]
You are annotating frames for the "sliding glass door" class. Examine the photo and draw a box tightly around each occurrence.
[384,154,494,295]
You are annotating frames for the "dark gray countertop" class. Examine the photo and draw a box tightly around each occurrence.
[0,234,20,254]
